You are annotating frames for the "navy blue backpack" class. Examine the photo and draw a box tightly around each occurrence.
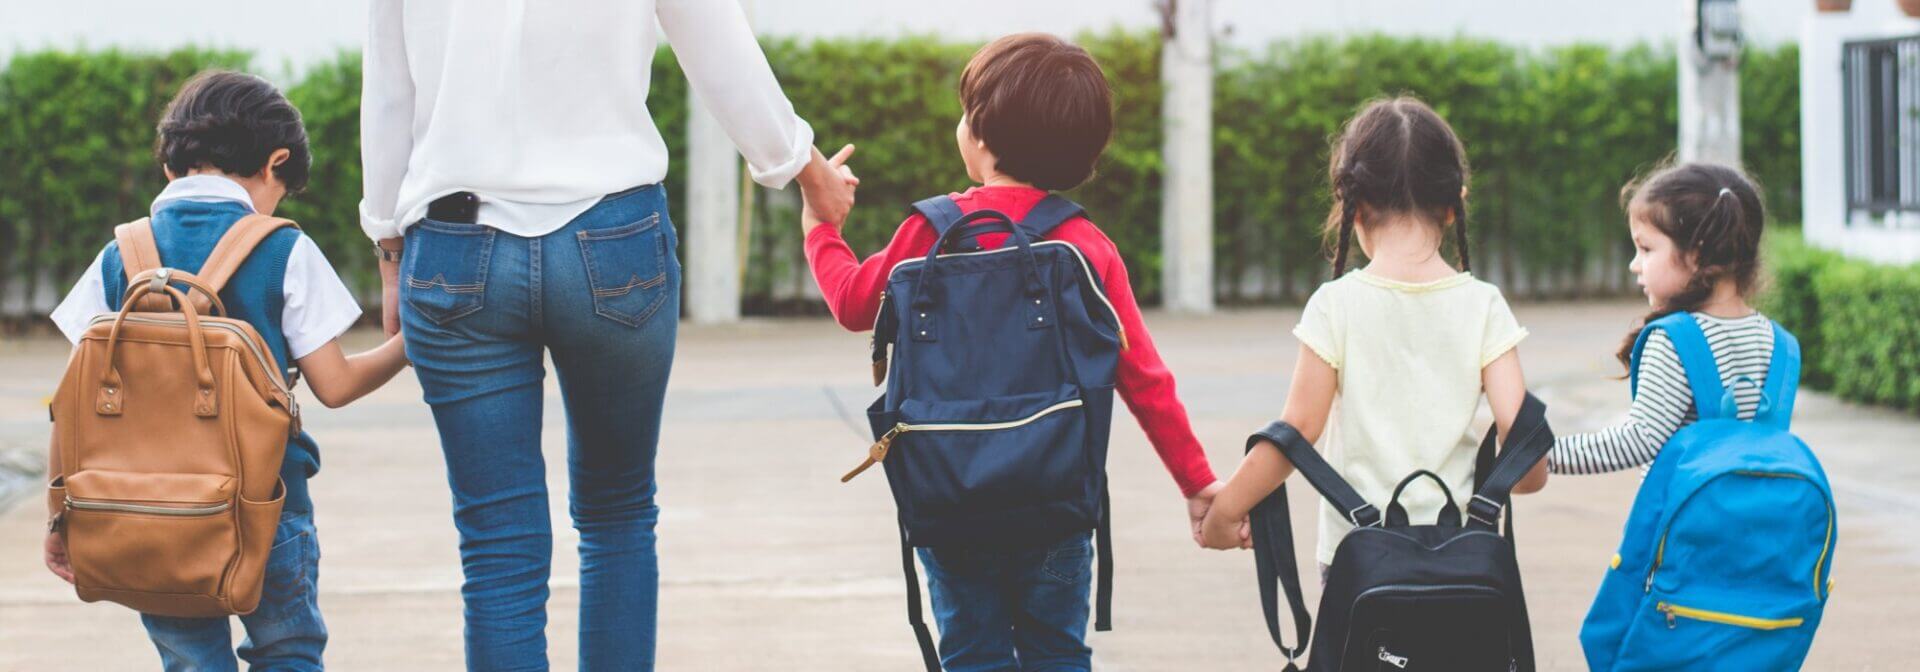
[1580,313,1835,671]
[840,194,1124,671]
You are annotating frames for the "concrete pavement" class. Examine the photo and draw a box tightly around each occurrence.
[0,302,1914,670]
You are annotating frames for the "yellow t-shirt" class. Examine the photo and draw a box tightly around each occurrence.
[1292,270,1528,564]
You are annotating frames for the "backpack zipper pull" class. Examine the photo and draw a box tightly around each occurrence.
[1658,602,1677,629]
[288,396,303,436]
[841,424,906,482]
[870,291,893,386]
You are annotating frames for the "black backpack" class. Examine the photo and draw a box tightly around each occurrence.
[1246,393,1554,672]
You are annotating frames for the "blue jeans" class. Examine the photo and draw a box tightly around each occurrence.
[917,533,1095,672]
[141,511,326,671]
[400,185,680,671]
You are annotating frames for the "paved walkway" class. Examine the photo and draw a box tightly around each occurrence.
[0,302,1914,670]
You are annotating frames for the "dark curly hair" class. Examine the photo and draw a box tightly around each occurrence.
[154,70,311,192]
[1322,96,1473,277]
[1612,161,1767,370]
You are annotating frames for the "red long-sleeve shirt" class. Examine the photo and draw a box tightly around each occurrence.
[804,185,1217,498]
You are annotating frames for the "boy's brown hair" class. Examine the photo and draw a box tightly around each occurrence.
[959,33,1113,191]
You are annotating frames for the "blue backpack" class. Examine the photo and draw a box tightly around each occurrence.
[1580,313,1836,671]
[840,194,1123,671]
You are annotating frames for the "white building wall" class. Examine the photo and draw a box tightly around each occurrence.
[1802,3,1920,265]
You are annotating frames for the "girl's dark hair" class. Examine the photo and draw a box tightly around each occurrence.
[1323,96,1473,277]
[1613,161,1767,370]
[154,70,311,192]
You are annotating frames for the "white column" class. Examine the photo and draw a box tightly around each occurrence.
[1159,0,1214,313]
[1678,0,1742,166]
[686,95,741,324]
[684,3,754,324]
[1801,11,1847,252]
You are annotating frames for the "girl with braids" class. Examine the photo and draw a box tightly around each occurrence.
[1201,97,1548,569]
[1548,162,1780,475]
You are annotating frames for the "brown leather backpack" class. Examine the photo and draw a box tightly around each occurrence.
[46,215,303,617]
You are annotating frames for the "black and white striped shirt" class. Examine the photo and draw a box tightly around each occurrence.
[1549,312,1776,475]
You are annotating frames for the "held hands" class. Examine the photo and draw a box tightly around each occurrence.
[1199,441,1276,551]
[1200,506,1252,551]
[1186,481,1223,547]
[799,144,859,234]
[1191,480,1251,551]
[378,238,403,337]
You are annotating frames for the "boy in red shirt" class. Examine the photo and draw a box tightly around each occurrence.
[800,33,1220,669]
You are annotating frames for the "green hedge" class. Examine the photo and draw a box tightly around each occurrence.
[0,35,1803,311]
[1759,233,1920,412]
[0,48,251,308]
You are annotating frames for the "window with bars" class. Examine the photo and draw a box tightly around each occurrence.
[1845,35,1920,219]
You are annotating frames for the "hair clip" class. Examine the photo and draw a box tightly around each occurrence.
[1717,187,1733,198]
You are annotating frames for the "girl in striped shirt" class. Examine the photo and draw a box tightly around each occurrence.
[1550,162,1782,475]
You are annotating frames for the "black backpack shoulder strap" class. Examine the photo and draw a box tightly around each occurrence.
[1471,422,1519,538]
[1017,194,1086,238]
[1252,422,1380,527]
[1465,392,1554,532]
[1245,421,1375,671]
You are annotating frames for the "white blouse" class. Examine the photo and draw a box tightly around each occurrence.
[358,0,817,240]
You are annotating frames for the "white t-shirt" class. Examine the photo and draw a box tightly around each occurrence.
[1292,270,1529,564]
[49,175,363,361]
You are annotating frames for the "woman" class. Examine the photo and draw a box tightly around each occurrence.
[358,1,855,669]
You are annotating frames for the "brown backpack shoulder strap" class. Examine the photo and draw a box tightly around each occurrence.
[113,219,163,280]
[113,219,172,312]
[198,214,302,295]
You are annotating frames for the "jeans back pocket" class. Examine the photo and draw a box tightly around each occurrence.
[576,213,671,328]
[404,220,496,325]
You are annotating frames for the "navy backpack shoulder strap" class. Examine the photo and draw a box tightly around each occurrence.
[1017,195,1085,238]
[909,196,968,238]
[910,195,986,253]
[911,194,1084,252]
[1631,312,1728,420]
[897,525,942,672]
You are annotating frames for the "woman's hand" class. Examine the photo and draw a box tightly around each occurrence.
[799,144,858,233]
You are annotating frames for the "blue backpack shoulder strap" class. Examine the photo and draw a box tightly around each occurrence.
[1018,195,1085,238]
[1756,321,1801,429]
[1631,312,1729,420]
[909,195,968,239]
